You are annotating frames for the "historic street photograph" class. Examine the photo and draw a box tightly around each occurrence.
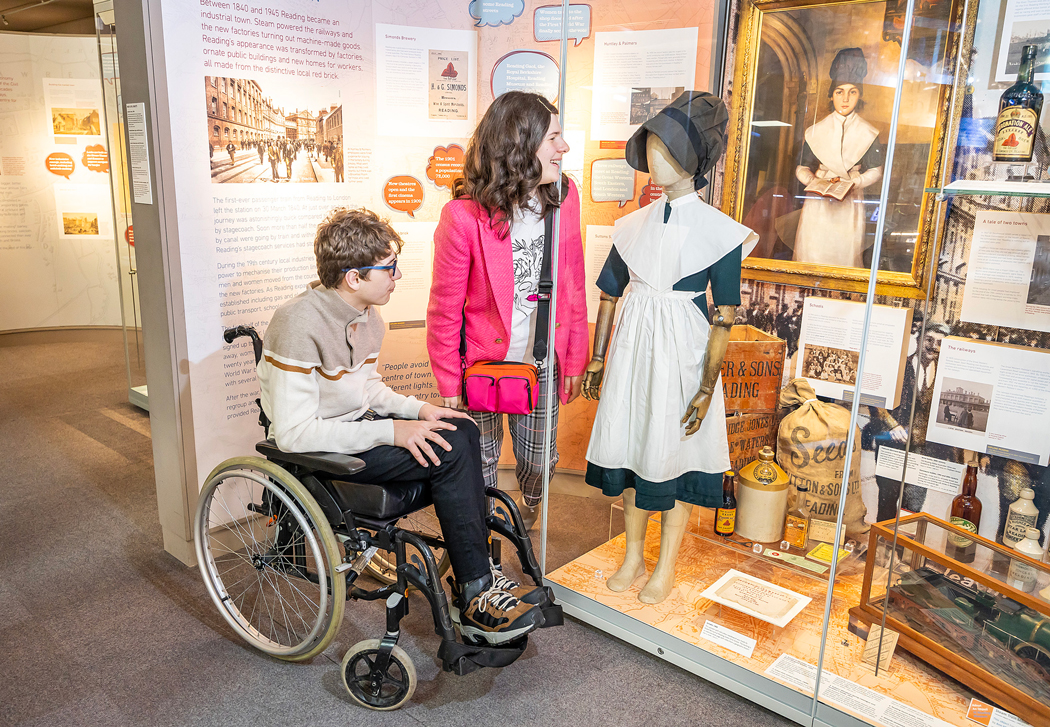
[206,76,344,184]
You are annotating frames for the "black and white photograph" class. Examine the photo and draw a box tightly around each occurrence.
[1001,19,1050,77]
[1028,234,1050,306]
[801,344,859,385]
[629,86,685,124]
[206,76,344,184]
[935,377,992,433]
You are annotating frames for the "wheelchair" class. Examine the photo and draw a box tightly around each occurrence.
[193,325,562,710]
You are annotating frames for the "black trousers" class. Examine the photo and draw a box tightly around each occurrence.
[351,418,490,584]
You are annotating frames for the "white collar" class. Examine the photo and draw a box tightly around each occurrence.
[612,193,758,291]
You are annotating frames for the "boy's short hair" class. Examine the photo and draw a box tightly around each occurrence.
[314,207,403,288]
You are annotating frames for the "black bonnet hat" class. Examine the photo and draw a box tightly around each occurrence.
[828,47,867,96]
[624,91,729,191]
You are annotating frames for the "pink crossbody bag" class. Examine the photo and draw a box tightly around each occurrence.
[461,210,554,415]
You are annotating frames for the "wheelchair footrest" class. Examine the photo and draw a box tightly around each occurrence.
[438,636,528,675]
[539,597,563,628]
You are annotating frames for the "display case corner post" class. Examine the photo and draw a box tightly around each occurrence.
[112,0,199,565]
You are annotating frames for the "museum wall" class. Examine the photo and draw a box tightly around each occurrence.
[0,33,121,332]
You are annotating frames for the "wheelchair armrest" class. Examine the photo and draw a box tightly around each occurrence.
[255,440,366,477]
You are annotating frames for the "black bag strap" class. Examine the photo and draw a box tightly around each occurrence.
[532,209,555,363]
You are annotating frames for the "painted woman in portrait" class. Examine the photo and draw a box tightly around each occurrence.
[792,47,885,267]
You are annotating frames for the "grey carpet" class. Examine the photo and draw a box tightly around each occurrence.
[0,336,795,727]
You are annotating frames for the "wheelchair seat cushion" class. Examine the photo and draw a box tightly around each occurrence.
[325,478,433,521]
[255,440,433,520]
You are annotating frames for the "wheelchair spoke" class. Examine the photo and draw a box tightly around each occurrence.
[196,462,345,659]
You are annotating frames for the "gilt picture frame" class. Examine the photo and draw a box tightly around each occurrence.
[721,0,977,297]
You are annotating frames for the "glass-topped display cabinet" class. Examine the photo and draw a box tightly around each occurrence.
[855,513,1050,723]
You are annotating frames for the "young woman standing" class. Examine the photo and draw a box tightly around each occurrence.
[427,91,589,528]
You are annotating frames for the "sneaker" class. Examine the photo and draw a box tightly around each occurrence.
[450,578,544,645]
[491,563,548,607]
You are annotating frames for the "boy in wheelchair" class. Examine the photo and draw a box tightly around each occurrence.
[257,207,547,644]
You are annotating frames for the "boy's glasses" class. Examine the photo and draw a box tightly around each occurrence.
[344,258,398,276]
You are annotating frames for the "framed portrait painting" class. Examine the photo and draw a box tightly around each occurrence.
[721,0,976,297]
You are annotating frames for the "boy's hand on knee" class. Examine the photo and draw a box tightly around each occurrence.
[419,402,471,421]
[394,419,455,467]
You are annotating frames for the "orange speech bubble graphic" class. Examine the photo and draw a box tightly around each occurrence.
[383,176,424,217]
[125,225,135,247]
[426,145,465,190]
[82,144,109,173]
[45,152,75,179]
[639,178,663,207]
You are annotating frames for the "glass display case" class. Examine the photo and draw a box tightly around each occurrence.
[536,0,1050,724]
[95,0,147,410]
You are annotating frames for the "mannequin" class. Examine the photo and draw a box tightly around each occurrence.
[582,91,758,604]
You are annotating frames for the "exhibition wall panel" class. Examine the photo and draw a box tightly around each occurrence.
[0,33,120,331]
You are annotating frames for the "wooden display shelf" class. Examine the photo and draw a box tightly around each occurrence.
[547,516,980,727]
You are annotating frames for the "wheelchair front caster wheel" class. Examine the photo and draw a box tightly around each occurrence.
[342,639,417,711]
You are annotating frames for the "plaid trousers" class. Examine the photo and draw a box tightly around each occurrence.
[469,362,559,506]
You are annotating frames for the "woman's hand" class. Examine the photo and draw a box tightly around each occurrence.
[562,374,583,404]
[419,402,471,421]
[440,396,465,410]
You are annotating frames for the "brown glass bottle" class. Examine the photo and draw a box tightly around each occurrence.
[946,462,982,564]
[715,471,737,537]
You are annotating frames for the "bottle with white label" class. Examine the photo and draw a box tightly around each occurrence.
[1003,488,1039,548]
[1007,527,1043,593]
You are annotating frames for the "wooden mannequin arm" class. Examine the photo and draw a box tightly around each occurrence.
[582,292,619,400]
[682,305,736,435]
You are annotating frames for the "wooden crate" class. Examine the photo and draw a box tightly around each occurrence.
[722,325,786,414]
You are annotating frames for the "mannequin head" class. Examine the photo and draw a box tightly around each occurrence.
[646,134,695,200]
[625,91,728,194]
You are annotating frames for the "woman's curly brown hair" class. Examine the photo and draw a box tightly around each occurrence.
[452,91,566,236]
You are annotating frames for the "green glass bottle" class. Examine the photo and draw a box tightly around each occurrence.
[994,45,1043,163]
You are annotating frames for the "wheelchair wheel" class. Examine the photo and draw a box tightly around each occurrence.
[194,457,346,661]
[342,639,417,711]
[364,505,451,587]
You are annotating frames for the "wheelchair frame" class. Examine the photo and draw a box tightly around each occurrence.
[193,326,562,710]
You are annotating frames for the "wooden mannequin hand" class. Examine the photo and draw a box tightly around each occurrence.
[582,358,605,400]
[681,387,713,435]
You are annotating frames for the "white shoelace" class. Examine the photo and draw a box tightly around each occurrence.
[477,586,519,615]
[491,569,519,592]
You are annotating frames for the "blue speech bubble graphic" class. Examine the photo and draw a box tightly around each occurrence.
[590,159,635,207]
[491,50,560,102]
[533,5,591,46]
[469,0,525,27]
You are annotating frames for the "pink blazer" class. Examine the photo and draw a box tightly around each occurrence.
[427,178,589,404]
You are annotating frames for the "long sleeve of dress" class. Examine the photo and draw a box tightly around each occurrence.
[849,139,885,190]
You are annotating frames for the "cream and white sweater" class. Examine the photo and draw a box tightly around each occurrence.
[258,281,424,454]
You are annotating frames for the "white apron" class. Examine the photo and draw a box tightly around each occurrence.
[586,280,730,481]
[585,193,758,483]
[793,112,880,268]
